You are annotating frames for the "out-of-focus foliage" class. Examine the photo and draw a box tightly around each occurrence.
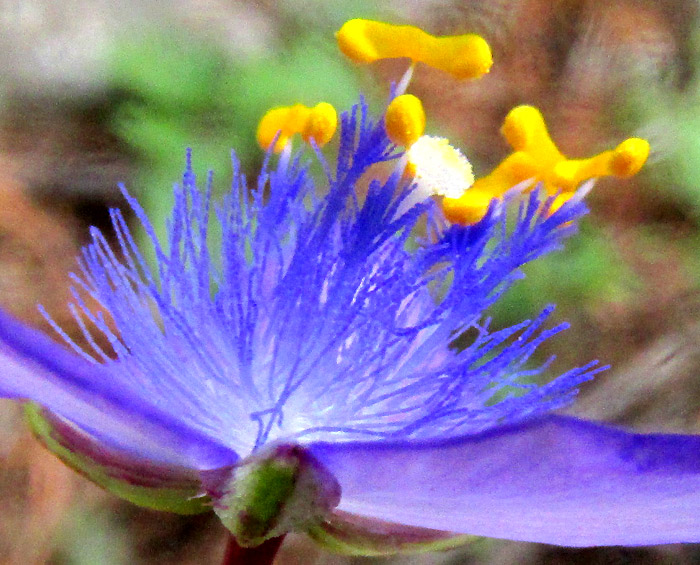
[621,38,700,218]
[615,7,700,295]
[53,506,133,565]
[110,32,364,180]
[107,2,383,246]
[494,221,638,326]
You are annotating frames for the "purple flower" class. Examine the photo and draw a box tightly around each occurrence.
[0,99,699,553]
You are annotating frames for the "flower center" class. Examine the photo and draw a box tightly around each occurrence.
[405,135,474,199]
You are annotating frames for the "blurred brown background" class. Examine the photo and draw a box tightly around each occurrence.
[1,0,700,563]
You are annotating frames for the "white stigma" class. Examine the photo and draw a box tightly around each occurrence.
[405,136,474,199]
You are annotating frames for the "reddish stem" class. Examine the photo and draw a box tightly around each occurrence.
[222,533,285,565]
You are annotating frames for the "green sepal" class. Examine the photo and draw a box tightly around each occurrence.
[24,402,209,514]
[307,511,480,556]
[214,444,340,547]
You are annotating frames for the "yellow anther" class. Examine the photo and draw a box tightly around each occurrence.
[500,106,563,167]
[550,138,650,192]
[301,102,338,147]
[386,94,426,146]
[441,105,650,224]
[336,19,492,80]
[546,193,574,217]
[405,136,474,199]
[257,107,295,153]
[442,153,540,224]
[423,33,493,80]
[441,189,494,225]
[469,152,540,196]
[610,138,650,177]
[256,102,338,153]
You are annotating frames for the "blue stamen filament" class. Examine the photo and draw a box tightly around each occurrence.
[39,99,599,457]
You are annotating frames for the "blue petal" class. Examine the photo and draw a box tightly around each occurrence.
[307,415,700,546]
[0,99,599,471]
[36,102,595,455]
[0,309,237,469]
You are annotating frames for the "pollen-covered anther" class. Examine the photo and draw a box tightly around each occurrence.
[301,102,338,147]
[336,19,492,80]
[500,105,563,166]
[446,105,652,224]
[385,94,426,147]
[441,189,494,225]
[405,136,474,199]
[550,137,651,192]
[257,102,338,153]
[610,138,650,177]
